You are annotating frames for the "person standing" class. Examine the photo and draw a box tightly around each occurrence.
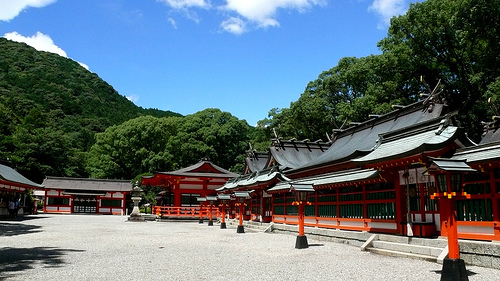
[8,199,16,218]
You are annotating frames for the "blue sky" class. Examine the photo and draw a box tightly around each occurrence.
[0,0,417,126]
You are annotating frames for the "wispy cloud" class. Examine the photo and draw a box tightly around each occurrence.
[157,0,325,35]
[157,0,210,10]
[222,0,324,29]
[368,0,407,29]
[0,0,57,21]
[220,17,246,35]
[3,31,90,71]
[168,18,178,29]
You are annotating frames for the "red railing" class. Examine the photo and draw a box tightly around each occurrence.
[153,206,220,219]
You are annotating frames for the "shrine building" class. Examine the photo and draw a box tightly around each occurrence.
[0,164,44,216]
[142,160,238,207]
[216,98,500,242]
[42,177,132,215]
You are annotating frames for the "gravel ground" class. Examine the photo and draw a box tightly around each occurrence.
[1,214,499,281]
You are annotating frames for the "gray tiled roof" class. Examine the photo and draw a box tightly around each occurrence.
[216,169,290,192]
[0,164,44,188]
[268,168,379,192]
[156,160,238,178]
[42,177,132,192]
[451,141,500,163]
[288,102,444,173]
[428,158,476,172]
[479,126,500,145]
[270,139,331,170]
[245,151,270,172]
[354,118,461,164]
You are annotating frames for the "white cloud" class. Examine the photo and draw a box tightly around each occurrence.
[368,0,407,28]
[221,17,246,35]
[0,0,57,21]
[126,95,139,103]
[4,31,67,56]
[222,0,324,30]
[3,31,90,71]
[78,62,90,71]
[168,18,178,29]
[158,0,210,9]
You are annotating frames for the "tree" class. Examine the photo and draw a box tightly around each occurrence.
[171,109,250,172]
[87,109,250,179]
[379,0,500,140]
[260,54,421,141]
[87,116,180,179]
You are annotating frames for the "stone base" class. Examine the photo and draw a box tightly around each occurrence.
[208,220,213,226]
[199,219,203,224]
[128,215,145,222]
[220,222,227,229]
[440,258,468,281]
[237,225,245,233]
[295,235,309,249]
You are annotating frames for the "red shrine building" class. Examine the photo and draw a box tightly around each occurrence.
[0,164,44,216]
[216,99,500,242]
[142,160,238,207]
[41,177,132,215]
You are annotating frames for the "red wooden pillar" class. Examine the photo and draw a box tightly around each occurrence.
[208,203,213,226]
[298,201,305,236]
[237,203,245,233]
[220,204,227,229]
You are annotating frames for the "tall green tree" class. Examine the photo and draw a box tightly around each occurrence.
[87,116,180,179]
[87,109,250,179]
[379,0,500,140]
[171,108,250,171]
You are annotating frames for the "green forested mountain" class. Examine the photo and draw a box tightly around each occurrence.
[0,37,182,182]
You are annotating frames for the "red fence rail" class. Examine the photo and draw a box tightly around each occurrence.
[153,206,220,219]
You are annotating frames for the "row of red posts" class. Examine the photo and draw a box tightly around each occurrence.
[157,158,471,281]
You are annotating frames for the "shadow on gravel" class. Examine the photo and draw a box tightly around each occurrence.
[432,269,478,276]
[308,243,324,247]
[0,247,84,280]
[0,215,50,222]
[0,223,43,237]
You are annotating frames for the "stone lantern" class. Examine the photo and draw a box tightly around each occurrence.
[128,183,144,221]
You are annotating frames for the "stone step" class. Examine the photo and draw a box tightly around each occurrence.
[366,247,438,263]
[378,234,448,248]
[372,240,444,257]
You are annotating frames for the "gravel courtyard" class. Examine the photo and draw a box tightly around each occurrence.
[1,214,499,281]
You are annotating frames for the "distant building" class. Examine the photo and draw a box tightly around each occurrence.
[42,177,132,215]
[142,160,238,207]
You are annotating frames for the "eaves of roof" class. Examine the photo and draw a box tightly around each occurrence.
[216,170,290,192]
[0,164,44,189]
[267,168,380,193]
[451,141,500,163]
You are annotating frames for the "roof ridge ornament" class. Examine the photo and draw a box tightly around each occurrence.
[435,115,452,135]
[421,77,445,112]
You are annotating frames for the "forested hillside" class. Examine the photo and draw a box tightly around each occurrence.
[0,38,182,182]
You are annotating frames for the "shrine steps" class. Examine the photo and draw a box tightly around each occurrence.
[225,219,273,231]
[362,234,447,263]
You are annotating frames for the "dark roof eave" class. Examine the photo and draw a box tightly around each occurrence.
[284,150,370,175]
